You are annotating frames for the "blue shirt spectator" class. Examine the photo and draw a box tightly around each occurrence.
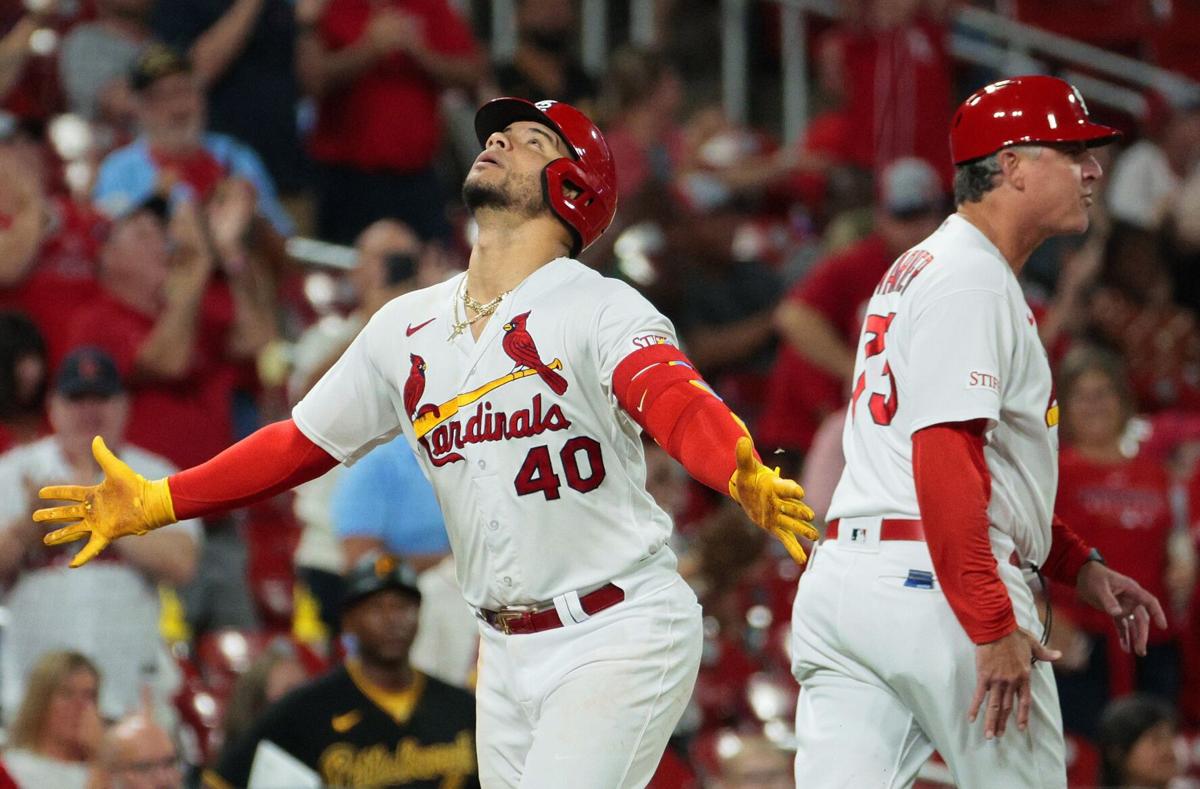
[331,438,449,556]
[93,132,294,236]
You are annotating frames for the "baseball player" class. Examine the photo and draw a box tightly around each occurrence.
[33,97,817,788]
[789,76,1168,788]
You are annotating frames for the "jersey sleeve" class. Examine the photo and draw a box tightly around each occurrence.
[593,283,679,403]
[904,287,1014,435]
[292,310,403,465]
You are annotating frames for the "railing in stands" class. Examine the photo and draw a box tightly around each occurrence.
[740,0,1200,143]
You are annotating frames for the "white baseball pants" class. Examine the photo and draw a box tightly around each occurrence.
[475,569,702,788]
[790,526,1067,789]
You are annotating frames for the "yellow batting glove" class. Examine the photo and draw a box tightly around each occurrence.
[34,436,177,568]
[728,435,818,565]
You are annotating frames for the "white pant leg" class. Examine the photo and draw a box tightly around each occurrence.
[816,541,1067,789]
[476,620,536,789]
[477,575,702,789]
[868,551,1066,789]
[792,544,934,789]
[794,668,935,789]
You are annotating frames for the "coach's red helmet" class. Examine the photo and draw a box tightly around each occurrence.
[950,75,1121,165]
[475,97,618,257]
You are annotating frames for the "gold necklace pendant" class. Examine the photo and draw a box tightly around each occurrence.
[448,284,512,342]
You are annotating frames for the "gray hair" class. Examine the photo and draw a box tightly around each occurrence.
[953,145,1042,205]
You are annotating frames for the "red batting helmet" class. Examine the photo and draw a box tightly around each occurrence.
[474,97,618,257]
[949,75,1121,165]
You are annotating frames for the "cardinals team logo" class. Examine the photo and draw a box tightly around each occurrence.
[501,311,568,395]
[401,312,572,466]
[404,354,428,419]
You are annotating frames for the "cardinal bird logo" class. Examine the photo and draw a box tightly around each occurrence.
[501,311,568,395]
[403,354,427,420]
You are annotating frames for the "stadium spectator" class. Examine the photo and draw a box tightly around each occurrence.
[1106,95,1200,231]
[151,0,307,198]
[3,650,103,789]
[205,555,478,789]
[0,2,69,120]
[66,192,274,469]
[92,44,295,237]
[820,0,954,186]
[711,731,793,789]
[0,115,45,287]
[94,712,184,789]
[1096,694,1182,789]
[295,0,484,244]
[759,157,944,457]
[0,347,200,722]
[1165,151,1200,315]
[0,106,119,369]
[289,219,450,639]
[600,47,685,210]
[1084,223,1200,413]
[58,0,155,127]
[1051,348,1192,739]
[0,313,47,454]
[330,435,470,688]
[219,642,308,749]
[493,0,597,108]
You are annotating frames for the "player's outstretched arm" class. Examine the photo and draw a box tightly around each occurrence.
[612,344,817,564]
[34,420,338,567]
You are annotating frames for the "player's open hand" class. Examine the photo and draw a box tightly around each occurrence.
[970,628,1061,740]
[1076,562,1168,656]
[728,436,818,565]
[33,436,177,568]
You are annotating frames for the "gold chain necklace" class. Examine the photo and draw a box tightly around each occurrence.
[448,284,512,340]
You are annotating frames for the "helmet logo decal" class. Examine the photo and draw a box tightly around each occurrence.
[535,100,557,111]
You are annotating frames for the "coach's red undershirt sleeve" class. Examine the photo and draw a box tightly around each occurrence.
[168,420,339,520]
[913,419,1017,644]
[1043,514,1092,586]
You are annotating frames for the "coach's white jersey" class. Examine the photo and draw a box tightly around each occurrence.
[827,214,1059,565]
[294,258,678,608]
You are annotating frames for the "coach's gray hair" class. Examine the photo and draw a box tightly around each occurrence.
[953,145,1043,206]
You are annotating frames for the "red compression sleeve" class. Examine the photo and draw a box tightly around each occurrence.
[913,420,1017,644]
[613,344,751,493]
[168,419,339,520]
[1043,514,1092,586]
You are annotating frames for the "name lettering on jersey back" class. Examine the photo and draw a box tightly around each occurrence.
[419,394,571,466]
[875,249,934,296]
[967,371,1000,391]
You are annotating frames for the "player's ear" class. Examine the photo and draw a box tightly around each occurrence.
[999,148,1026,191]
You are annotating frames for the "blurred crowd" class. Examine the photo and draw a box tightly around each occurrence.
[0,0,1199,787]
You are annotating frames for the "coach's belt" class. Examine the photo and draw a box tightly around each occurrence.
[478,583,626,635]
[825,518,926,541]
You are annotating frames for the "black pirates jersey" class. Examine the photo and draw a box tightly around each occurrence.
[205,664,477,789]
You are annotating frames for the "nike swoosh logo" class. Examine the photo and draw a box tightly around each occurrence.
[331,710,362,733]
[406,318,436,337]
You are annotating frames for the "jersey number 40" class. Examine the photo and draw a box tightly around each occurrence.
[514,436,607,500]
[850,312,899,426]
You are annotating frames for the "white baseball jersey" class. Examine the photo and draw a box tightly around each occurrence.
[293,257,679,609]
[827,213,1059,565]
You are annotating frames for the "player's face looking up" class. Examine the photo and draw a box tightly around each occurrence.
[343,590,420,669]
[462,121,568,218]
